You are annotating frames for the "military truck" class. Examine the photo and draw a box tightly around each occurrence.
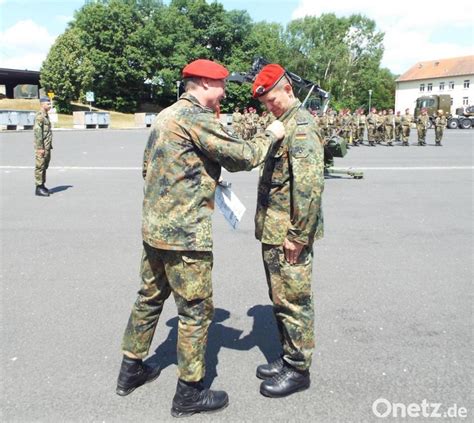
[414,94,474,129]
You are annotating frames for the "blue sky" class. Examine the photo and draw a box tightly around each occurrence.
[1,0,473,74]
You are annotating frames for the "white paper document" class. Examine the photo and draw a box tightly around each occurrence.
[215,183,246,230]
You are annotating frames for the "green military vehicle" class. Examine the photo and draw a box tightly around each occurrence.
[414,94,474,129]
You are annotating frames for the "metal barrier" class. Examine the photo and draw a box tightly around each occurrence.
[134,113,157,128]
[0,110,36,130]
[73,111,110,129]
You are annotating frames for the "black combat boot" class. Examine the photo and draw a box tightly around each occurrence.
[171,379,229,418]
[256,357,284,380]
[260,363,310,398]
[35,185,49,197]
[116,356,161,396]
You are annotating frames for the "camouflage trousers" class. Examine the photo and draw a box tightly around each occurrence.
[435,127,444,143]
[35,149,51,186]
[262,243,315,371]
[417,126,427,143]
[384,125,394,142]
[367,125,376,143]
[121,242,214,382]
[401,126,410,143]
[395,124,402,141]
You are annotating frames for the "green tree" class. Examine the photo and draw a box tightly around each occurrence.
[40,28,94,113]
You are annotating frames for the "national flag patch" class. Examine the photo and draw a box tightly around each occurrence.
[295,132,306,140]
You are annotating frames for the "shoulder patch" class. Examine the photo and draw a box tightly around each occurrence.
[296,115,309,126]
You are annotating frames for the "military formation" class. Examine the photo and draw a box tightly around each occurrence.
[232,106,275,140]
[229,106,447,148]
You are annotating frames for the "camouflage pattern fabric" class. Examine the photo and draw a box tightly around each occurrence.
[394,114,402,141]
[33,110,53,186]
[255,100,324,246]
[262,244,315,371]
[141,92,277,252]
[416,115,430,144]
[435,116,447,144]
[384,114,394,142]
[401,113,413,144]
[366,112,377,143]
[122,243,214,382]
[33,110,53,149]
[35,149,51,186]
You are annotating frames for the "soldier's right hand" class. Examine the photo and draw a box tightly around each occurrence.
[36,149,45,157]
[266,120,285,140]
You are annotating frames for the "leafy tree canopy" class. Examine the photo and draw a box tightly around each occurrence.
[41,0,395,113]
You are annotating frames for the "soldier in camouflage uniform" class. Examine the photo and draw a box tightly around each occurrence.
[366,107,377,146]
[357,109,367,145]
[401,108,413,146]
[416,108,430,146]
[394,111,402,142]
[116,59,285,417]
[384,109,395,146]
[376,110,385,143]
[434,109,447,146]
[232,107,243,137]
[33,97,53,197]
[251,64,324,398]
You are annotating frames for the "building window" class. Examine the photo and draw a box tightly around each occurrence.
[449,81,454,90]
[420,83,425,92]
[427,83,433,92]
[463,97,469,105]
[464,80,470,89]
[439,82,445,91]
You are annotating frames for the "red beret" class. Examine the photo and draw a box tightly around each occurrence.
[182,59,229,80]
[252,64,287,98]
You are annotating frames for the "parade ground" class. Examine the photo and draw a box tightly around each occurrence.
[1,129,472,422]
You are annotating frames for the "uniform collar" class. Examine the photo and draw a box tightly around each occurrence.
[179,92,214,113]
[277,99,301,124]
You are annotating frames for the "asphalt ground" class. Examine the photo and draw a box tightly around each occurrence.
[1,128,473,422]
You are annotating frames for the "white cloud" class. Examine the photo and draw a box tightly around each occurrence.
[0,20,56,71]
[292,0,474,74]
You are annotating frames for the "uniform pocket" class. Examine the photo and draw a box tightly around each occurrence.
[167,251,213,301]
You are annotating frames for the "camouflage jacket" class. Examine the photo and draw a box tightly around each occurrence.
[435,116,447,128]
[416,115,430,128]
[367,112,377,127]
[401,113,413,126]
[141,93,277,251]
[255,100,324,246]
[33,110,53,150]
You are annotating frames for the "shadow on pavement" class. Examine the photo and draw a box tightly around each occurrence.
[49,185,74,194]
[147,305,281,387]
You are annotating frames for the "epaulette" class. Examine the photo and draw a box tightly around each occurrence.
[296,112,309,126]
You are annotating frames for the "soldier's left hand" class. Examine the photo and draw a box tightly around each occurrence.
[283,238,304,264]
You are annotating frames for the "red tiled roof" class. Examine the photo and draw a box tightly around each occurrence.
[396,56,474,82]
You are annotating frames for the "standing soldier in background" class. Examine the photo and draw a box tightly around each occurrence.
[416,108,430,146]
[232,106,243,137]
[319,111,330,140]
[434,110,447,146]
[327,108,336,138]
[376,110,385,144]
[350,109,359,146]
[357,109,367,145]
[401,108,413,146]
[367,107,377,146]
[34,96,53,197]
[394,111,402,142]
[116,59,285,417]
[384,109,395,146]
[251,63,324,399]
[340,109,352,145]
